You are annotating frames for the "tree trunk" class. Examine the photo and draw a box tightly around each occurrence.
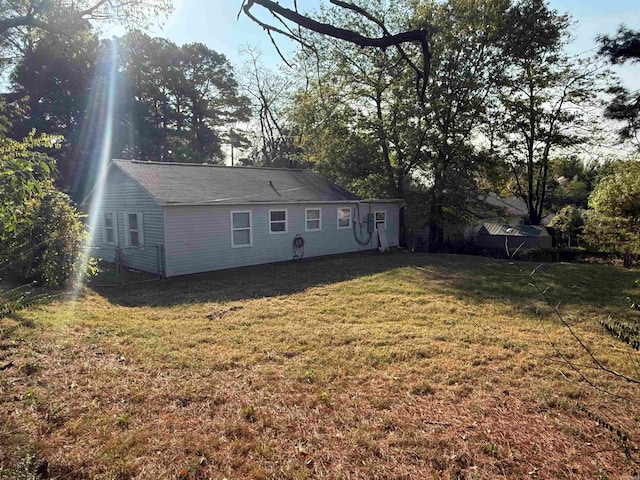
[374,91,399,197]
[429,161,444,248]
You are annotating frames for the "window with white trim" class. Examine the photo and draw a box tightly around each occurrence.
[126,212,144,247]
[375,211,386,230]
[337,207,351,229]
[269,209,287,234]
[104,211,117,245]
[305,208,321,231]
[231,211,252,247]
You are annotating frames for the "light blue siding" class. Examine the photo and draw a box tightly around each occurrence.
[163,202,400,277]
[91,167,165,275]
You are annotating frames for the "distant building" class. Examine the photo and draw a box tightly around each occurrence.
[476,223,553,250]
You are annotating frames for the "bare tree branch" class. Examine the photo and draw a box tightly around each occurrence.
[240,0,431,101]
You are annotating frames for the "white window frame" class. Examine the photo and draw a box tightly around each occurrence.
[124,211,144,248]
[104,210,118,245]
[305,208,322,232]
[337,207,352,230]
[231,210,253,248]
[268,209,288,235]
[375,210,387,231]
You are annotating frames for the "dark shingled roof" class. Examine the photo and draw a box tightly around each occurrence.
[478,223,550,237]
[112,159,361,205]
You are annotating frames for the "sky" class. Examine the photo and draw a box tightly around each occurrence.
[147,0,640,90]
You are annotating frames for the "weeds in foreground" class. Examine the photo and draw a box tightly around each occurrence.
[0,454,49,480]
[600,317,640,351]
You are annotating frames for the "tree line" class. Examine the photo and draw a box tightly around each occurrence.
[4,28,251,200]
[240,0,640,252]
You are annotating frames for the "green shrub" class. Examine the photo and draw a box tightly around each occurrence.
[3,186,91,287]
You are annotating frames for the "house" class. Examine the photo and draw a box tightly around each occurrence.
[481,193,530,226]
[449,193,554,245]
[88,160,402,277]
[481,193,556,226]
[476,223,552,250]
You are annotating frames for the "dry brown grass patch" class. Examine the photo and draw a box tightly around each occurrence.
[1,252,639,479]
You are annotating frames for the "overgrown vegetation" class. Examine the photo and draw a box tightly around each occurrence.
[584,160,640,254]
[0,134,92,288]
[6,187,90,287]
[1,253,639,479]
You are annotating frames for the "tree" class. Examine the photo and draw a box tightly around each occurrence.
[0,0,172,41]
[239,46,301,167]
[290,0,511,234]
[114,33,172,162]
[0,131,91,288]
[497,0,607,225]
[288,0,425,198]
[290,82,387,196]
[548,204,584,247]
[180,42,251,162]
[116,32,251,163]
[598,27,640,148]
[584,160,640,253]
[240,0,431,100]
[412,0,511,241]
[0,0,172,79]
[5,27,99,193]
[0,0,171,35]
[545,156,600,210]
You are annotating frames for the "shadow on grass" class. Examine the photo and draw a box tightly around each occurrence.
[1,281,63,326]
[92,250,640,311]
[92,251,421,307]
[440,259,640,311]
[87,260,162,287]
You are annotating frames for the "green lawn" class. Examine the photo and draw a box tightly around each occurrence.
[1,252,639,479]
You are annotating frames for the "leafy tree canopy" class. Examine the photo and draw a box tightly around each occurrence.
[115,32,251,164]
[548,204,584,247]
[0,0,172,78]
[585,160,640,253]
[0,131,60,239]
[497,0,608,225]
[598,26,640,148]
[5,26,99,194]
[599,26,640,65]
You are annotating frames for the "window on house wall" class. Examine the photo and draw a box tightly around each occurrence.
[337,207,351,229]
[231,211,252,247]
[269,209,287,234]
[104,211,116,244]
[375,211,386,230]
[305,208,321,231]
[126,212,144,247]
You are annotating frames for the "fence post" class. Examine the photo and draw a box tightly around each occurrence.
[115,247,122,285]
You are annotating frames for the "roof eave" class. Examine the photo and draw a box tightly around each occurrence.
[359,199,404,204]
[111,161,163,206]
[79,161,116,207]
[161,199,403,207]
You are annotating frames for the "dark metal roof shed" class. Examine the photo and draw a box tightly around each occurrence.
[478,223,550,237]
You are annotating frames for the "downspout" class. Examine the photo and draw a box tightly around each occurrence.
[369,202,374,250]
[161,207,168,279]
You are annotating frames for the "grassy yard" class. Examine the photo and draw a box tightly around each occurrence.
[1,252,640,479]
